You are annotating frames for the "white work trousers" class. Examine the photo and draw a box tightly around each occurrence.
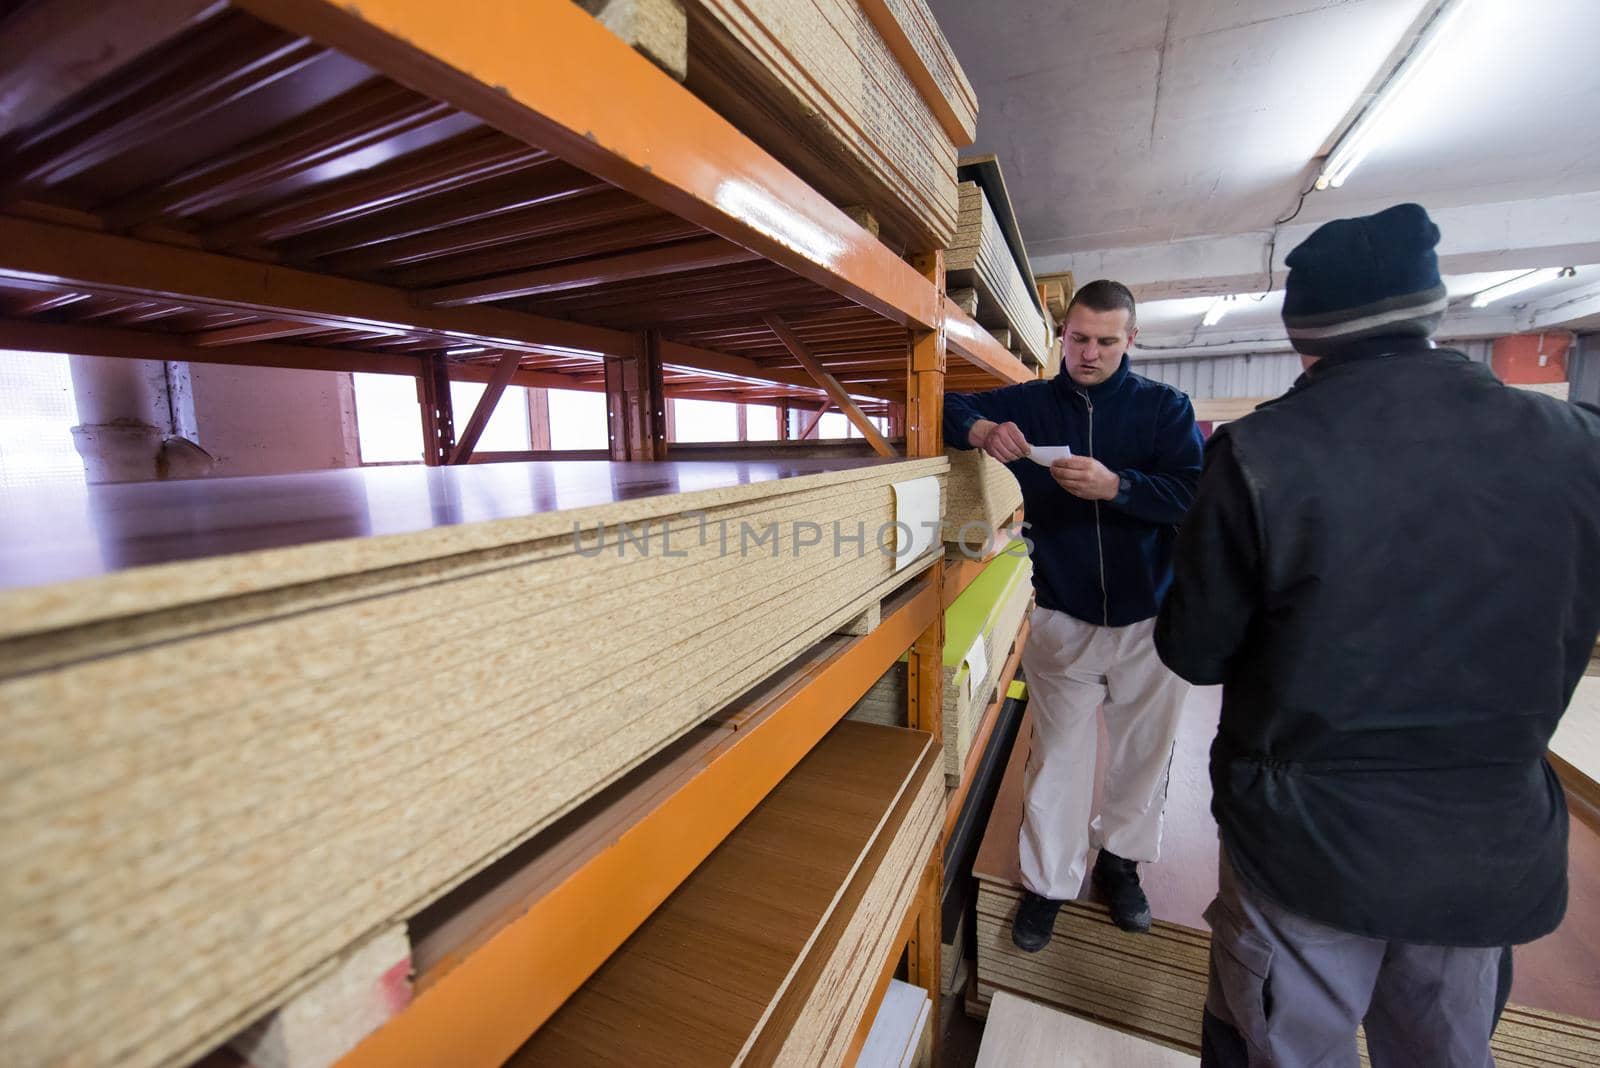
[1018,607,1190,900]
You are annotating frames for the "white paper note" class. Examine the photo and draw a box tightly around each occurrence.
[964,634,990,702]
[891,475,941,571]
[1028,444,1074,467]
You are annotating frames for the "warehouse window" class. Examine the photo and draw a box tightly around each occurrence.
[449,382,532,453]
[352,375,540,463]
[351,372,424,464]
[818,412,849,438]
[746,404,779,441]
[673,398,740,442]
[548,388,609,450]
[0,350,85,494]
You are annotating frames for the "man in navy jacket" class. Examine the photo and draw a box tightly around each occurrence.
[945,279,1203,949]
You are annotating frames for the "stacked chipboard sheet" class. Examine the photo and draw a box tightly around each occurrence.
[511,720,944,1067]
[948,181,1050,365]
[977,990,1197,1067]
[971,698,1600,1067]
[850,546,1032,783]
[1552,675,1600,821]
[942,447,1023,546]
[679,0,976,249]
[0,457,946,1068]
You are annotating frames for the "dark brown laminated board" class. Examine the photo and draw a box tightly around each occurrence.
[510,721,934,1066]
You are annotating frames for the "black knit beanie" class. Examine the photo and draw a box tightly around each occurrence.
[1282,203,1447,357]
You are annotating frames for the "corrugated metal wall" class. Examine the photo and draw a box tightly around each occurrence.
[1133,352,1302,399]
[1571,333,1599,406]
[1134,338,1506,401]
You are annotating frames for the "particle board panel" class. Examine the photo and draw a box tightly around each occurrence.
[942,448,1022,546]
[508,721,939,1067]
[976,990,1198,1068]
[849,549,1031,783]
[678,0,962,250]
[946,182,1048,364]
[747,749,942,1066]
[0,458,947,1068]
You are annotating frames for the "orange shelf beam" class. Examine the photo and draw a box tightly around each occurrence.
[332,570,941,1068]
[945,304,1035,385]
[239,0,943,331]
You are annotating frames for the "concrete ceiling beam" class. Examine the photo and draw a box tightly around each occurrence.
[1038,191,1600,303]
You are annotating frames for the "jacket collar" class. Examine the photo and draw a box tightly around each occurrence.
[1262,337,1455,411]
[1306,336,1436,377]
[1054,353,1132,400]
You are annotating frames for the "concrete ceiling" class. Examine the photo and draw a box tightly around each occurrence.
[927,0,1600,348]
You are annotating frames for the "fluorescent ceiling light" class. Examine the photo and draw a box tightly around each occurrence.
[1469,267,1573,309]
[1202,295,1238,327]
[1317,0,1475,190]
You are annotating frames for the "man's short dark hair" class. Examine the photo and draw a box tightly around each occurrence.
[1066,279,1138,332]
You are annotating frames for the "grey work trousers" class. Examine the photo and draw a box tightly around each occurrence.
[1202,848,1509,1068]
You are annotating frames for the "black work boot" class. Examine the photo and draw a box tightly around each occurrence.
[1011,889,1064,952]
[1092,849,1153,933]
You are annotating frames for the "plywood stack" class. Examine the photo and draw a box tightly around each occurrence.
[942,447,1023,546]
[664,0,976,250]
[1036,273,1075,325]
[0,457,945,1068]
[850,546,1032,783]
[1552,675,1600,824]
[977,990,1198,1068]
[949,181,1050,365]
[510,720,944,1066]
[858,979,933,1068]
[971,695,1600,1067]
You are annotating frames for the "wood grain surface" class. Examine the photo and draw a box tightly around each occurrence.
[510,721,935,1066]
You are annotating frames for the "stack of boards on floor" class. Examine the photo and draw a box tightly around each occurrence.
[848,544,1032,783]
[969,692,1600,1066]
[0,457,945,1068]
[511,721,944,1067]
[587,0,978,250]
[976,990,1197,1067]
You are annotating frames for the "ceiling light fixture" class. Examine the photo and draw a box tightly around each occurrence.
[1469,267,1575,309]
[1202,295,1239,327]
[1316,0,1475,190]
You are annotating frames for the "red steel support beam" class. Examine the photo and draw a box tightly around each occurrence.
[449,350,522,464]
[418,352,455,465]
[418,237,761,307]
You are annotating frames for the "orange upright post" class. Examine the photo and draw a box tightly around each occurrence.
[903,250,947,1064]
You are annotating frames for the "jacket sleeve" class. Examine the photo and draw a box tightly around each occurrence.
[1106,390,1203,525]
[1155,431,1262,685]
[943,381,1038,450]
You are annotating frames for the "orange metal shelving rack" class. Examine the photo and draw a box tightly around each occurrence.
[0,1,1036,1064]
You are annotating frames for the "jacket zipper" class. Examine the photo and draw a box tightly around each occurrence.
[1079,389,1110,625]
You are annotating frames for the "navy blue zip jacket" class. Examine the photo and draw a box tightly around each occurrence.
[944,355,1203,627]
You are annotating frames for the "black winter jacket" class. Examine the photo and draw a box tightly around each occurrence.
[1156,340,1600,946]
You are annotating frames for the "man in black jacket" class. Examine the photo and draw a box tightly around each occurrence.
[946,280,1203,948]
[1156,202,1600,1066]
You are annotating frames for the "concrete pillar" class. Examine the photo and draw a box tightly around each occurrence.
[68,356,210,483]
